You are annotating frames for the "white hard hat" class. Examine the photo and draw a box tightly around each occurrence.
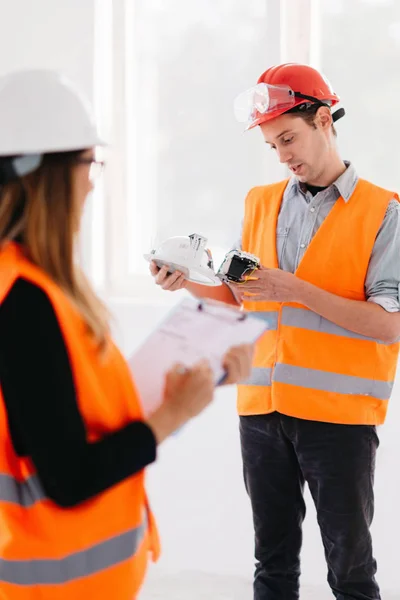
[0,69,103,156]
[144,233,222,287]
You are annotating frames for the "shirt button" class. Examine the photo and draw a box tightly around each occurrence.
[300,243,306,249]
[310,207,315,212]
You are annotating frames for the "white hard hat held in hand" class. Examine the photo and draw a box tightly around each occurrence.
[144,233,222,287]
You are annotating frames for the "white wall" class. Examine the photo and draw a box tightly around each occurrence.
[0,0,96,99]
[0,0,98,273]
[109,298,400,594]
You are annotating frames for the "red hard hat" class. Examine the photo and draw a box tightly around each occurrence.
[247,63,341,130]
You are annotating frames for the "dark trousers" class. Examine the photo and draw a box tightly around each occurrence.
[240,413,380,600]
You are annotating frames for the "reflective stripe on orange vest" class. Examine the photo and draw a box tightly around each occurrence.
[0,473,46,506]
[0,518,147,586]
[238,179,400,424]
[244,364,393,399]
[0,242,160,599]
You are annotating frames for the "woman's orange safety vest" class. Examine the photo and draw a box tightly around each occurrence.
[0,242,160,599]
[238,179,400,425]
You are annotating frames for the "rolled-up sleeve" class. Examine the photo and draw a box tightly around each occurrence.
[366,199,400,313]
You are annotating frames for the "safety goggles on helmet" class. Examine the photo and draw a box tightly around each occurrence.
[234,82,335,128]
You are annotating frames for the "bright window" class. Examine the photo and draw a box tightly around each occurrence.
[89,0,399,300]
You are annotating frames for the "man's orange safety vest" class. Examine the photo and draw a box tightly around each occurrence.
[238,179,400,425]
[0,242,160,599]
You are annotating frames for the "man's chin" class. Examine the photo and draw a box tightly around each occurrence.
[289,163,307,179]
[296,172,309,184]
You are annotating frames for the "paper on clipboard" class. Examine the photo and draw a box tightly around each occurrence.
[128,297,270,416]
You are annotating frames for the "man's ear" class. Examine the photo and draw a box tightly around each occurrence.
[315,106,332,131]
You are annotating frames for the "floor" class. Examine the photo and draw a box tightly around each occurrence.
[141,571,398,599]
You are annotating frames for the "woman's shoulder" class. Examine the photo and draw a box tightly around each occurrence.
[0,276,56,321]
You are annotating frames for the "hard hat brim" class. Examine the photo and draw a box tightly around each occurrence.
[144,255,222,287]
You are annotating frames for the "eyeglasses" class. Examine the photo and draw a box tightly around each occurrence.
[75,157,105,181]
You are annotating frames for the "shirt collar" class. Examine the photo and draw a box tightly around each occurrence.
[285,161,358,203]
[332,161,358,201]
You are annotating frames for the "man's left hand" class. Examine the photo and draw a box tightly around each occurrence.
[230,267,303,303]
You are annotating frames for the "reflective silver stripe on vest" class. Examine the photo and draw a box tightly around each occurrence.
[242,364,393,399]
[274,363,393,400]
[249,307,390,344]
[243,367,272,386]
[281,306,388,344]
[0,474,46,507]
[0,519,147,585]
[248,311,279,331]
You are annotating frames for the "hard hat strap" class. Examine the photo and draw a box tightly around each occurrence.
[293,91,330,105]
[289,92,346,123]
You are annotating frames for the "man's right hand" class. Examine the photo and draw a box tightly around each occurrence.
[150,261,188,292]
[150,260,240,306]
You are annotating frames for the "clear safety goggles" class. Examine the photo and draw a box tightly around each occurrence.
[234,83,297,124]
[234,83,329,126]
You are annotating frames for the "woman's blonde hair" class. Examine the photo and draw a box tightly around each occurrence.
[0,151,110,349]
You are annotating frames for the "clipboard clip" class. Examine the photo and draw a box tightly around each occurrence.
[197,300,247,322]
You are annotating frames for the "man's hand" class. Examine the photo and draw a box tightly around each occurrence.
[150,262,188,292]
[149,260,240,305]
[230,267,303,303]
[229,265,400,344]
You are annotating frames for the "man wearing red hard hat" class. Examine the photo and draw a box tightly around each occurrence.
[151,63,400,600]
[237,62,344,130]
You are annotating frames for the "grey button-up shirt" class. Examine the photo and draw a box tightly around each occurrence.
[234,162,400,312]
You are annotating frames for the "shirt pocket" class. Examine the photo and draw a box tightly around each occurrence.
[276,227,290,267]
